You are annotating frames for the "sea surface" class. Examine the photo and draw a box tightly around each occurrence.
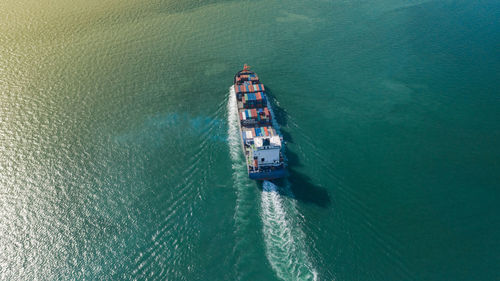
[1,0,499,280]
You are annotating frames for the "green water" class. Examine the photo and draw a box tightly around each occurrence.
[1,0,499,280]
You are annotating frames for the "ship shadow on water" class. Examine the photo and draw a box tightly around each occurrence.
[259,88,331,208]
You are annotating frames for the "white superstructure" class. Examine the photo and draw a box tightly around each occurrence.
[251,136,282,167]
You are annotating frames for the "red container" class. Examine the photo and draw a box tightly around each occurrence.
[251,109,257,118]
[263,127,269,136]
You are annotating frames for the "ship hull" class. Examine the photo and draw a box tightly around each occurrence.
[248,169,287,180]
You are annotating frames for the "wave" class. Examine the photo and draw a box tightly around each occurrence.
[129,99,228,281]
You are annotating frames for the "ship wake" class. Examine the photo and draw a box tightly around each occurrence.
[227,86,253,226]
[261,180,318,281]
[227,86,258,279]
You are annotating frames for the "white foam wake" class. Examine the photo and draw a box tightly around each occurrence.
[227,86,257,279]
[261,181,318,281]
[227,86,252,219]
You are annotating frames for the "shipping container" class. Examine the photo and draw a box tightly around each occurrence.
[251,109,257,118]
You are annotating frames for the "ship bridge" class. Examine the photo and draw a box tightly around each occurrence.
[251,136,282,167]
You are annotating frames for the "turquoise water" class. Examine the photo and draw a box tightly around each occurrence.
[1,0,499,280]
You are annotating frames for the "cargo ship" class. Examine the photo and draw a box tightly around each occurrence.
[232,64,286,180]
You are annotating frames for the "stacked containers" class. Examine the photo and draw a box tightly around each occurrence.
[264,107,271,121]
[251,109,257,120]
[237,83,265,93]
[251,108,269,124]
[236,78,264,92]
[269,127,276,136]
[243,92,267,109]
[240,108,272,125]
[243,93,251,108]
